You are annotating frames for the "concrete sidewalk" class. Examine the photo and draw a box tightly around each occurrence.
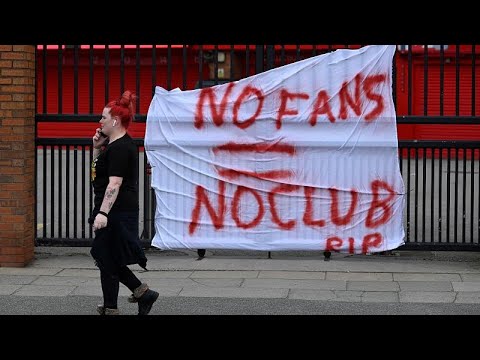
[1,247,480,307]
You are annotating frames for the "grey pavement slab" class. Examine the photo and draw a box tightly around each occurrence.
[332,290,364,302]
[452,282,480,292]
[136,271,193,279]
[289,289,399,303]
[361,291,399,303]
[0,275,39,285]
[31,276,98,286]
[243,278,346,290]
[56,269,100,277]
[454,292,480,303]
[0,285,23,295]
[191,271,259,278]
[399,291,456,303]
[70,286,134,297]
[258,271,325,280]
[14,285,76,297]
[393,273,462,282]
[144,278,243,288]
[347,281,400,292]
[326,272,393,281]
[0,268,62,276]
[398,281,453,292]
[289,289,337,301]
[460,274,480,282]
[29,255,97,269]
[189,278,244,287]
[179,286,289,299]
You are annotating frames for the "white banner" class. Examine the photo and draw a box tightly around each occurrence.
[145,45,405,253]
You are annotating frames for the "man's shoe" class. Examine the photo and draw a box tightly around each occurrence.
[137,289,159,315]
[96,305,119,315]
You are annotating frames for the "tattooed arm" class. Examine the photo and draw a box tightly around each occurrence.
[93,176,123,230]
[100,176,123,213]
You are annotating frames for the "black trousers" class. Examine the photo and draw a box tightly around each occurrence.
[100,265,142,308]
[90,210,145,309]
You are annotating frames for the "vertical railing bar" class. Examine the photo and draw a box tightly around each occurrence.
[399,147,404,236]
[198,45,203,88]
[446,148,451,243]
[454,148,459,243]
[136,45,140,113]
[120,45,125,94]
[470,148,475,243]
[137,147,142,239]
[392,49,397,106]
[462,148,467,243]
[50,145,55,238]
[408,45,413,115]
[430,147,435,242]
[296,45,301,61]
[58,145,62,238]
[143,151,149,239]
[66,145,70,238]
[182,44,187,90]
[438,147,443,242]
[455,44,460,116]
[213,45,219,85]
[81,147,86,238]
[406,147,411,242]
[167,45,172,90]
[398,145,408,236]
[422,148,427,243]
[281,45,285,66]
[73,45,79,114]
[42,145,47,238]
[472,44,476,116]
[89,45,94,113]
[440,45,445,116]
[35,46,38,241]
[229,44,234,80]
[88,147,93,239]
[245,45,250,77]
[415,148,419,243]
[151,44,157,94]
[104,44,109,105]
[399,148,403,173]
[42,44,47,113]
[73,145,78,237]
[57,45,63,114]
[255,45,264,75]
[423,45,428,116]
[266,45,274,71]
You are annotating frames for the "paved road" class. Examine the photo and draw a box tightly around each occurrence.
[2,295,480,315]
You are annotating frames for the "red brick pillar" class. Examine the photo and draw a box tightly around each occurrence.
[0,45,35,267]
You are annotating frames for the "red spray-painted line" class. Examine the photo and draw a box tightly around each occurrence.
[216,168,293,181]
[213,142,296,155]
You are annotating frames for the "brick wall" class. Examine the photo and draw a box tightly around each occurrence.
[0,45,35,267]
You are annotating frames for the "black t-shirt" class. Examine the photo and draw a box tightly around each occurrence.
[91,134,139,211]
